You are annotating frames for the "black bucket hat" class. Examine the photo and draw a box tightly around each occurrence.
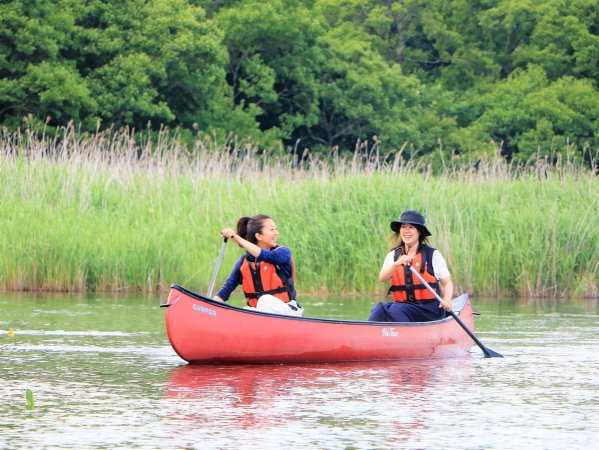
[390,210,431,236]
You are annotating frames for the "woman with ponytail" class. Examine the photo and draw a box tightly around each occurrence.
[214,214,303,317]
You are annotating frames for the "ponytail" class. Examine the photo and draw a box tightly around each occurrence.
[237,214,271,244]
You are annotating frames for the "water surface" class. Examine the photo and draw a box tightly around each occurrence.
[1,292,598,449]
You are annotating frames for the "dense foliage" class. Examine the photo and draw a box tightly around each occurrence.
[1,0,598,164]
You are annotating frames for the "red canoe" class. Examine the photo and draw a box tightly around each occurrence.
[162,284,475,364]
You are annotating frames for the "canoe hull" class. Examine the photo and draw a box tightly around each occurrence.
[164,285,475,364]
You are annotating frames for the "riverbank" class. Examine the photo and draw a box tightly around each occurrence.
[1,126,597,297]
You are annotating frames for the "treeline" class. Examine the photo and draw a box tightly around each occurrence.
[1,0,598,165]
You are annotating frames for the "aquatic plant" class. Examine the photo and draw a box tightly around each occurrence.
[25,389,35,410]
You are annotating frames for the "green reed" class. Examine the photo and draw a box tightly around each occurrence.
[0,125,597,298]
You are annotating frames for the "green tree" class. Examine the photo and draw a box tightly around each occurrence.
[214,0,457,153]
[213,0,323,148]
[455,65,599,161]
[0,0,95,128]
[0,0,231,132]
[73,0,231,131]
[307,21,454,152]
[513,0,599,83]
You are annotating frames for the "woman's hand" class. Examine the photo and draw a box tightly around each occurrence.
[379,254,413,281]
[439,298,453,311]
[220,228,236,240]
[395,255,413,266]
[220,227,261,257]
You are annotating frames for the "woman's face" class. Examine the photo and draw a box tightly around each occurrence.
[400,223,420,247]
[256,218,279,249]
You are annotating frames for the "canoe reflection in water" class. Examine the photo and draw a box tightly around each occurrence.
[165,358,474,438]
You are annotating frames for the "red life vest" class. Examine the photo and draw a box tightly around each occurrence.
[240,254,296,307]
[388,245,440,302]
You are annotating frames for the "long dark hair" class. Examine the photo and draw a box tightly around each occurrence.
[237,214,271,244]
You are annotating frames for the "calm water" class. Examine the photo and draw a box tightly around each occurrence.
[1,292,598,449]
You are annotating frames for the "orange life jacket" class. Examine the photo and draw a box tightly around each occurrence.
[388,244,440,302]
[240,254,296,307]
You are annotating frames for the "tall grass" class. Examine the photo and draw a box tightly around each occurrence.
[1,125,597,298]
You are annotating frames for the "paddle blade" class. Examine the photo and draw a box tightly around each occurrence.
[482,347,503,358]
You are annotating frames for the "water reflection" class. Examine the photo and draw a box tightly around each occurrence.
[164,358,476,446]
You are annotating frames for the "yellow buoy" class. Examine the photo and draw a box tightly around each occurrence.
[7,329,15,338]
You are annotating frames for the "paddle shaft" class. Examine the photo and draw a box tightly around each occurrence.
[207,237,228,298]
[408,265,502,358]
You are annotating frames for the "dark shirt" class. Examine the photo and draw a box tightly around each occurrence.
[215,246,294,301]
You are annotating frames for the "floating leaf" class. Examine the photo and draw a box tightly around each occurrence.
[25,389,35,410]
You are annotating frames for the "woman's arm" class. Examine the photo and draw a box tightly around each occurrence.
[214,256,244,302]
[432,250,453,311]
[438,277,453,311]
[256,246,292,265]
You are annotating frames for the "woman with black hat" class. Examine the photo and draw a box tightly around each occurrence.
[368,210,454,322]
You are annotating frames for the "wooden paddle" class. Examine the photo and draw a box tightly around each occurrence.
[206,237,228,298]
[409,265,503,358]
